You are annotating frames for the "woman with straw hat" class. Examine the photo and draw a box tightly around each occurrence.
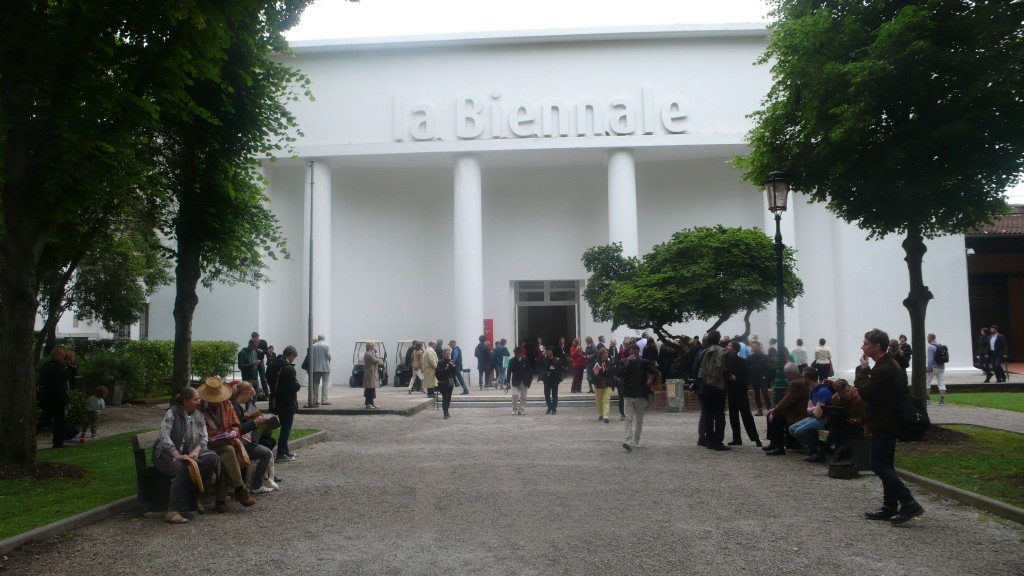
[152,387,218,524]
[199,376,256,512]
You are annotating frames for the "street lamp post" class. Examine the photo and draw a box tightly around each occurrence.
[765,171,791,408]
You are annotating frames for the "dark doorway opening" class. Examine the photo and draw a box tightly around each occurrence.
[517,305,576,350]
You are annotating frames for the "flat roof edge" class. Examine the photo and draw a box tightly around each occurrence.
[285,23,769,54]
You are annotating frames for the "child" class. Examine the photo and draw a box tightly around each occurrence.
[84,386,107,438]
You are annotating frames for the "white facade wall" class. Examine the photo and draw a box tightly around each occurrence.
[143,25,974,379]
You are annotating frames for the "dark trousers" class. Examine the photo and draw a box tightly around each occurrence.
[243,441,273,489]
[699,391,726,447]
[276,411,295,458]
[696,392,706,440]
[870,431,913,506]
[438,382,454,414]
[618,390,625,416]
[751,381,771,410]
[364,388,377,406]
[766,413,792,447]
[51,408,75,448]
[727,385,760,443]
[257,363,269,396]
[824,419,863,450]
[153,451,218,514]
[544,380,560,411]
[989,353,1006,382]
[571,366,584,393]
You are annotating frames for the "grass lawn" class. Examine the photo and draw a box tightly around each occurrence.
[0,428,318,541]
[897,424,1024,510]
[944,392,1024,412]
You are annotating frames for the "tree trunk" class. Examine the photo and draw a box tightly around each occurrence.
[902,226,933,406]
[0,268,42,468]
[170,244,202,395]
[738,309,754,340]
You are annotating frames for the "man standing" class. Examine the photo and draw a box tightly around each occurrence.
[238,338,259,388]
[450,339,469,395]
[508,347,532,415]
[252,331,270,400]
[267,345,301,462]
[540,347,563,415]
[926,333,947,405]
[38,348,71,448]
[791,338,809,372]
[617,343,656,451]
[856,328,925,525]
[362,341,383,409]
[988,325,1008,383]
[697,331,729,451]
[309,334,331,407]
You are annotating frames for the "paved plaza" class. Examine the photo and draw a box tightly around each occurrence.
[9,385,1024,576]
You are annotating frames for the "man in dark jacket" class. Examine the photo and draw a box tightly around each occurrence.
[252,331,270,400]
[267,346,301,462]
[540,347,562,415]
[764,363,809,456]
[617,343,656,452]
[855,328,924,525]
[38,348,72,448]
[508,347,533,415]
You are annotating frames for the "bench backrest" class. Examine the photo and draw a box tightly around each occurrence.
[132,430,160,453]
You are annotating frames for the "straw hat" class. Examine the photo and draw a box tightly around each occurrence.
[197,376,231,403]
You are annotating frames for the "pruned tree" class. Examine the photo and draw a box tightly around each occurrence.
[735,0,1024,403]
[582,226,804,350]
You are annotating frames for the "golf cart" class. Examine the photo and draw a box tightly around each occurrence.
[349,340,389,387]
[394,339,416,388]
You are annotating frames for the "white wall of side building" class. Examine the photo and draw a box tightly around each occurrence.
[143,25,975,381]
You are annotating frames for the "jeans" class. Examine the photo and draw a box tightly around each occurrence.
[454,368,468,393]
[789,416,829,453]
[276,411,295,458]
[496,366,507,386]
[870,431,913,506]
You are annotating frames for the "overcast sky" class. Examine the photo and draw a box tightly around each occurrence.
[285,0,1023,203]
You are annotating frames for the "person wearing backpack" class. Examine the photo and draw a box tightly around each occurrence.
[855,328,924,526]
[926,333,948,405]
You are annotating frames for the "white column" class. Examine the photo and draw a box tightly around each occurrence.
[304,161,333,383]
[607,150,639,258]
[454,155,484,350]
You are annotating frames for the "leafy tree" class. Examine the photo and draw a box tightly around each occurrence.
[735,0,1024,402]
[0,1,310,468]
[582,226,804,349]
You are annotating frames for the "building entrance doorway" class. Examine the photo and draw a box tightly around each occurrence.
[514,280,579,350]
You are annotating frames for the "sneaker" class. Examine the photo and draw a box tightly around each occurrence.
[890,501,924,525]
[518,409,526,415]
[938,398,945,405]
[251,486,274,495]
[443,413,450,420]
[603,418,609,423]
[460,391,469,395]
[276,454,295,463]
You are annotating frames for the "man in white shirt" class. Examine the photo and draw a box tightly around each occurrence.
[309,335,331,407]
[926,333,946,405]
[791,339,809,371]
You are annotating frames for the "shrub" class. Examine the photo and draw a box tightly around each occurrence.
[192,341,239,380]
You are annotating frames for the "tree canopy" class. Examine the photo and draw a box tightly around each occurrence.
[582,226,804,347]
[734,0,1024,401]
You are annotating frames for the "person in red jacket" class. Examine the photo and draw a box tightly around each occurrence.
[569,338,587,393]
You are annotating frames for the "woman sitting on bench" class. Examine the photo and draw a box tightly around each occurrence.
[230,382,278,493]
[153,387,218,524]
[199,377,256,513]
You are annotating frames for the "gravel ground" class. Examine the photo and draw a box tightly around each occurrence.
[10,399,1024,576]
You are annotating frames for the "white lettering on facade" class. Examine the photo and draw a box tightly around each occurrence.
[394,87,687,141]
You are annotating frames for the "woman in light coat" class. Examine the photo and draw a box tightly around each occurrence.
[422,340,439,398]
[363,341,383,409]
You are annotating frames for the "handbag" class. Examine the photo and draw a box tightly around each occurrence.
[896,394,930,442]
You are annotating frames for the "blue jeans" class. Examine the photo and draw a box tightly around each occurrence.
[789,416,828,452]
[454,368,468,393]
[870,431,912,506]
[496,366,507,385]
[276,411,295,458]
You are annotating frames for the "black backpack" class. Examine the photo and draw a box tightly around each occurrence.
[934,344,949,365]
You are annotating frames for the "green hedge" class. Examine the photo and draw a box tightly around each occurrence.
[72,340,238,399]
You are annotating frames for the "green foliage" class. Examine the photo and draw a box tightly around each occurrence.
[66,390,89,430]
[72,340,236,399]
[735,0,1022,238]
[582,227,804,336]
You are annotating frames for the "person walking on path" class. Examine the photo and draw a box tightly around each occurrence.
[267,345,300,462]
[541,348,563,415]
[617,343,655,451]
[987,325,1008,383]
[435,348,458,419]
[309,335,331,407]
[569,338,586,393]
[592,348,613,423]
[408,341,424,394]
[362,341,383,409]
[450,340,469,395]
[814,338,832,379]
[422,341,439,398]
[492,339,511,388]
[508,347,532,415]
[474,336,492,390]
[856,328,925,526]
[926,333,947,405]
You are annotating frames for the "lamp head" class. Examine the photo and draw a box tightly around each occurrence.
[765,171,791,213]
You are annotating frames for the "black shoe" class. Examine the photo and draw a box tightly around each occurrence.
[444,413,450,420]
[762,444,778,452]
[697,438,709,447]
[890,502,924,525]
[712,445,732,451]
[765,447,786,456]
[984,377,991,383]
[546,408,552,415]
[754,439,763,448]
[804,452,827,463]
[727,440,742,446]
[622,443,632,452]
[864,506,898,521]
[551,410,556,415]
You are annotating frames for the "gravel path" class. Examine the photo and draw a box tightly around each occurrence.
[9,400,1024,576]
